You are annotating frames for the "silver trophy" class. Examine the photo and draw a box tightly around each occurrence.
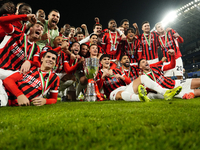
[83,58,99,102]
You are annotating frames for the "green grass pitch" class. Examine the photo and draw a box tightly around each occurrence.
[1,98,200,150]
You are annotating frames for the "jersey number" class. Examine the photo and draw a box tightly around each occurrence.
[177,66,182,71]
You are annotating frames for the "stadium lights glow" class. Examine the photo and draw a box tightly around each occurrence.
[151,0,199,31]
[176,0,200,13]
[160,11,177,28]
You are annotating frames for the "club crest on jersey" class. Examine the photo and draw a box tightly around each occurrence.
[113,78,117,82]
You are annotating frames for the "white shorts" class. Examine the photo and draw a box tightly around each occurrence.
[163,57,183,77]
[147,58,159,65]
[0,79,8,106]
[0,68,19,80]
[175,79,194,94]
[109,81,135,100]
[110,86,126,100]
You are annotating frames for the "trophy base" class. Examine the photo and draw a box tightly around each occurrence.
[85,95,97,102]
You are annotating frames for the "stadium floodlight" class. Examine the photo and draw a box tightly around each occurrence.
[163,11,177,22]
[151,0,197,31]
[160,11,177,28]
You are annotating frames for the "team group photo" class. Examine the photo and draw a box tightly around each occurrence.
[0,0,200,149]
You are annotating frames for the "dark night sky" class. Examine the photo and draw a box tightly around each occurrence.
[13,0,191,33]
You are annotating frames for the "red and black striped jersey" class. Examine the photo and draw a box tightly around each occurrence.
[85,42,104,54]
[143,65,175,89]
[6,66,60,106]
[0,14,27,41]
[119,64,139,81]
[157,29,183,62]
[139,32,159,60]
[65,55,83,74]
[101,31,121,60]
[40,46,68,73]
[96,68,127,98]
[121,39,142,63]
[0,27,40,71]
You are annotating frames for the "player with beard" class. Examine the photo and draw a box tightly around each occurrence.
[139,21,159,64]
[36,9,60,50]
[97,54,182,102]
[40,36,80,78]
[101,19,123,61]
[59,24,71,40]
[138,49,200,99]
[68,26,77,43]
[36,9,46,24]
[0,13,44,80]
[119,55,139,82]
[3,50,60,106]
[76,32,85,42]
[119,54,166,81]
[0,3,32,41]
[79,43,89,58]
[75,27,82,34]
[79,17,124,46]
[61,42,84,101]
[155,22,184,79]
[26,9,46,31]
[120,19,129,32]
[121,28,142,65]
[120,19,140,36]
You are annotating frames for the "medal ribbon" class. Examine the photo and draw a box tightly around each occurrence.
[72,58,78,66]
[54,54,62,71]
[159,32,168,50]
[109,75,115,78]
[39,70,51,96]
[122,66,131,78]
[24,35,35,60]
[143,69,156,82]
[144,33,151,48]
[47,28,51,45]
[109,31,117,49]
[22,23,26,33]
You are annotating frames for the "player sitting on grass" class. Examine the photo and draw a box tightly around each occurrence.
[119,54,139,82]
[3,50,60,106]
[139,49,200,100]
[96,54,182,102]
[119,54,167,82]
